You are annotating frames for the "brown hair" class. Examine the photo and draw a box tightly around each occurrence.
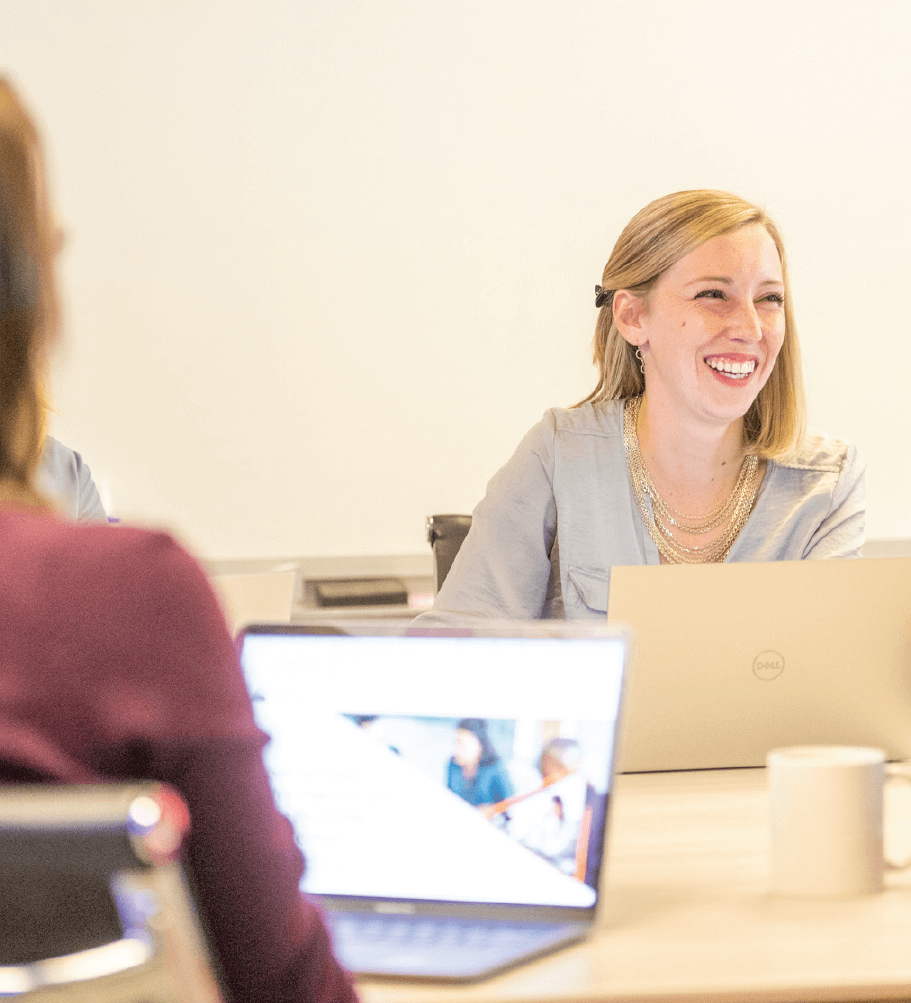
[0,77,56,504]
[577,190,805,458]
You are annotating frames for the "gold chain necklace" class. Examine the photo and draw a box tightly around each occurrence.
[623,396,760,564]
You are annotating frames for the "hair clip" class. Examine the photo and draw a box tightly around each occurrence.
[595,285,611,308]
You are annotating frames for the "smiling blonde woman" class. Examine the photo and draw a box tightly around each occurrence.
[416,190,865,623]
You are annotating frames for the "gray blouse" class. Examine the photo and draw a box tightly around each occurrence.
[36,436,107,522]
[417,399,866,623]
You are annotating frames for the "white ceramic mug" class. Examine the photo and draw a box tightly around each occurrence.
[767,745,911,898]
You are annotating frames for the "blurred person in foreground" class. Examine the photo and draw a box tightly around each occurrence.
[0,77,357,1002]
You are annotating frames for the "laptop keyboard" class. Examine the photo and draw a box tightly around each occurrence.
[328,912,582,978]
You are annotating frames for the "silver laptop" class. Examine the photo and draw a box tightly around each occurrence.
[238,621,630,982]
[607,557,911,772]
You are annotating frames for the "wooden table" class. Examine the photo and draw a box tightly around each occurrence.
[359,768,911,1003]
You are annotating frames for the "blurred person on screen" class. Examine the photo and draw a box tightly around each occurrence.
[446,718,513,810]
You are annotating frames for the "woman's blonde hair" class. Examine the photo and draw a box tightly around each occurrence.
[577,190,805,458]
[0,77,55,504]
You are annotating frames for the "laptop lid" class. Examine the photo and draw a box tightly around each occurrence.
[608,557,911,772]
[210,570,295,635]
[238,621,630,980]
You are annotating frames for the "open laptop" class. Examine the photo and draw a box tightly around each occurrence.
[238,621,630,982]
[607,557,911,772]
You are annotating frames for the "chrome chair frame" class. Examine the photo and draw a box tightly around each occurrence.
[0,783,223,1001]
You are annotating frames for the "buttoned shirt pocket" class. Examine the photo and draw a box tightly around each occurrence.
[565,566,611,617]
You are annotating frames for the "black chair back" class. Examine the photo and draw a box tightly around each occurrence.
[426,514,472,593]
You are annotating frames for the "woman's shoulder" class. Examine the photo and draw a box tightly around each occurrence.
[59,516,196,571]
[543,399,625,438]
[770,428,860,475]
[3,509,208,599]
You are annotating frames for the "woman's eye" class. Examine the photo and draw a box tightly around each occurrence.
[694,289,726,300]
[761,292,785,305]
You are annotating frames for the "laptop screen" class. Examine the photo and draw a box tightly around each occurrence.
[239,626,628,911]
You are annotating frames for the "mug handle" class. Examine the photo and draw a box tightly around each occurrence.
[885,764,911,871]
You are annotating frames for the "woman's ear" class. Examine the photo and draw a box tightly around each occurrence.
[612,290,648,347]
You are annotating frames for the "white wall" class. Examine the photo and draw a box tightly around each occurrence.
[2,0,909,559]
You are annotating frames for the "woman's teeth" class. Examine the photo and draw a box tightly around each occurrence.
[707,358,755,379]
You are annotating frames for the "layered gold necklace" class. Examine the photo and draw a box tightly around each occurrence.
[623,396,760,564]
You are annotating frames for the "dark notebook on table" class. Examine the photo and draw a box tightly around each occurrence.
[238,621,630,983]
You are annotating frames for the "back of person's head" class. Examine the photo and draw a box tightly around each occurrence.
[0,78,55,502]
[580,189,805,458]
[541,737,581,770]
[538,737,582,780]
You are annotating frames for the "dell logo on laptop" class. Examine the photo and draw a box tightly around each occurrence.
[753,650,784,680]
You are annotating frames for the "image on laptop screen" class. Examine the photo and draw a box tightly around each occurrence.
[238,625,629,981]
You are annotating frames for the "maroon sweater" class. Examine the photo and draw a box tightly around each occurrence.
[0,506,358,1003]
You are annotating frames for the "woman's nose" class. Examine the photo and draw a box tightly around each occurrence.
[731,300,763,342]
